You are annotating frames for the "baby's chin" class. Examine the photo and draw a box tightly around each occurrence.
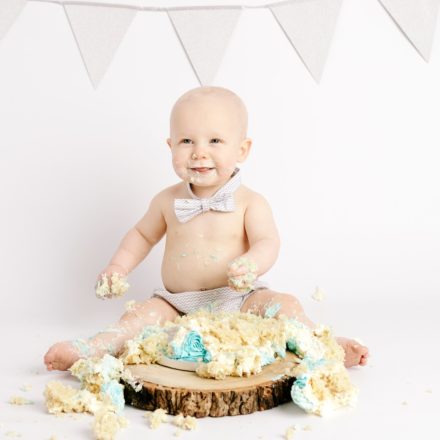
[179,168,213,182]
[175,166,236,184]
[188,172,218,185]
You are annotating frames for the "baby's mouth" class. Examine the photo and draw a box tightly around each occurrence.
[190,167,215,173]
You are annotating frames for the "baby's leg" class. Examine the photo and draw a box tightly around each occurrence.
[44,297,179,371]
[240,289,369,368]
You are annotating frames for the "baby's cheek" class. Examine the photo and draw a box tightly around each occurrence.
[216,165,237,178]
[172,159,189,180]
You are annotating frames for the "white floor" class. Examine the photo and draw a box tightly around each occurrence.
[1,297,439,440]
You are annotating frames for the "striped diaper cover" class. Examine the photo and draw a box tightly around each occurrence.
[152,279,269,314]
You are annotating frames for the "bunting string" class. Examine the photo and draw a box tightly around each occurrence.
[27,0,294,11]
[1,0,439,88]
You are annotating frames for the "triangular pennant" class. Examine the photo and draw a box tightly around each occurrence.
[270,0,343,83]
[379,0,440,62]
[0,0,26,41]
[63,4,136,88]
[168,8,242,85]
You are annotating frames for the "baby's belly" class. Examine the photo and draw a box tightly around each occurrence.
[161,237,248,293]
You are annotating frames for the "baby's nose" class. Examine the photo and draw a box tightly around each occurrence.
[192,146,208,159]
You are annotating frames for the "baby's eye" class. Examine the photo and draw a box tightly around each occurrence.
[181,139,192,144]
[210,138,222,144]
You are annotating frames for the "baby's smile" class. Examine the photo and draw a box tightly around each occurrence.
[189,167,215,173]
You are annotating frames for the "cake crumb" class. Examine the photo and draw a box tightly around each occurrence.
[285,426,297,440]
[174,429,183,437]
[173,413,197,430]
[311,286,325,302]
[9,396,34,405]
[425,389,432,394]
[5,432,22,438]
[303,425,312,431]
[44,381,100,415]
[19,384,32,392]
[401,401,408,406]
[146,408,168,429]
[125,300,136,312]
[93,407,128,440]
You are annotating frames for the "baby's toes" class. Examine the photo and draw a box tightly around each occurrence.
[44,347,58,370]
[45,357,61,371]
[352,343,369,366]
[337,337,369,368]
[359,349,369,366]
[44,341,79,371]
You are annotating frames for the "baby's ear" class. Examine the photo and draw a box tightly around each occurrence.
[166,138,172,148]
[237,138,252,162]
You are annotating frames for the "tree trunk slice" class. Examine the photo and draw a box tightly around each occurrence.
[122,352,300,418]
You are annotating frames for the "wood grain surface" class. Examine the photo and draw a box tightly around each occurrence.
[123,352,300,417]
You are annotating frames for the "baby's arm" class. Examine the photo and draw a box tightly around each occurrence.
[228,193,280,291]
[98,192,167,293]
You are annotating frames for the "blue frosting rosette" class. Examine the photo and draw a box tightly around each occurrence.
[169,330,212,363]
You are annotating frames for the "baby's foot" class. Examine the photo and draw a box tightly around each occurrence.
[336,337,369,368]
[44,341,81,371]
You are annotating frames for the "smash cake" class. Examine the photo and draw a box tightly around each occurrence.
[119,309,358,415]
[45,310,358,439]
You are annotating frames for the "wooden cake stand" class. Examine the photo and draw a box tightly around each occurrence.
[122,352,300,418]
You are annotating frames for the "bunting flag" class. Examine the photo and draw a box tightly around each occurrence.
[379,0,440,62]
[0,0,26,41]
[63,3,137,88]
[1,0,439,88]
[167,7,242,85]
[270,0,343,83]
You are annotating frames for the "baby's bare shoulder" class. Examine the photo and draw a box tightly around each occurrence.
[238,185,271,208]
[153,182,187,204]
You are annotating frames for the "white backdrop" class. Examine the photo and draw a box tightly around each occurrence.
[1,0,439,332]
[1,2,440,439]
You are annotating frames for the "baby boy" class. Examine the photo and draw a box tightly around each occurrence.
[44,86,369,371]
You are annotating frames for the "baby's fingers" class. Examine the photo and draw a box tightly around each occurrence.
[227,265,248,277]
[95,274,112,299]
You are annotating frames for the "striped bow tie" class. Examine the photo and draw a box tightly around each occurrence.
[174,168,241,223]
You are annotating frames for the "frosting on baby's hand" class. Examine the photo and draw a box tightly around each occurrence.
[95,272,129,299]
[227,256,258,293]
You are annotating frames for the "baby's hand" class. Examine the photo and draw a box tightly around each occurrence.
[95,265,129,299]
[227,256,258,293]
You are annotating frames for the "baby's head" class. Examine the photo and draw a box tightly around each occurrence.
[167,86,251,187]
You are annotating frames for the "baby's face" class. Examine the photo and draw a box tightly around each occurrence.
[167,94,250,187]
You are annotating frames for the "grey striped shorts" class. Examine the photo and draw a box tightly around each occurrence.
[152,280,269,314]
